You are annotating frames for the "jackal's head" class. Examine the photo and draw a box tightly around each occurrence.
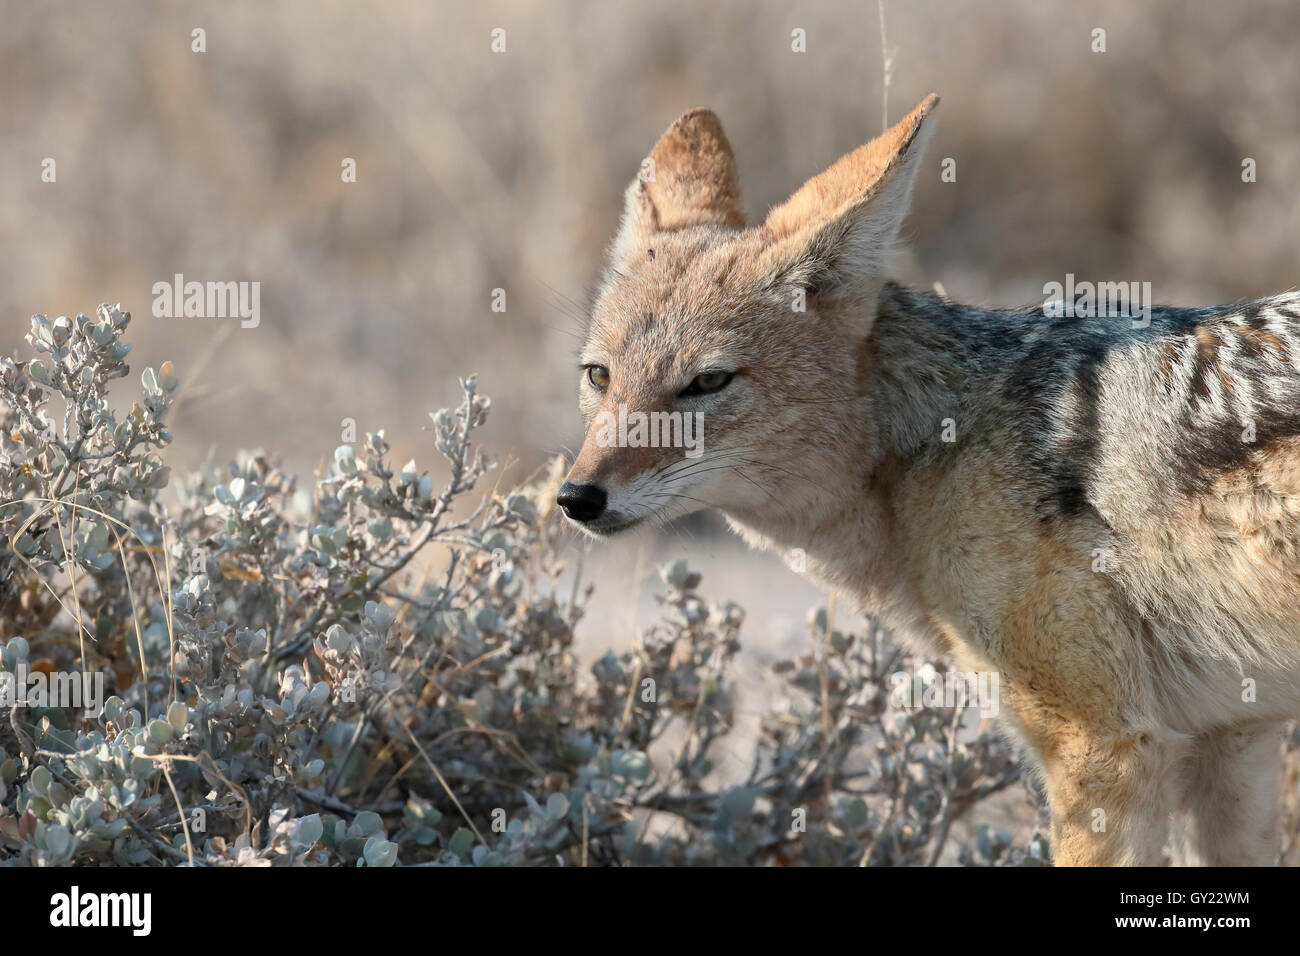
[559,95,938,537]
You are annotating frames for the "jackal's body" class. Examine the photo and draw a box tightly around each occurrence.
[561,95,1300,864]
[863,284,1300,681]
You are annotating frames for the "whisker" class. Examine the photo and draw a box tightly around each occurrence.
[732,466,780,504]
[644,491,716,510]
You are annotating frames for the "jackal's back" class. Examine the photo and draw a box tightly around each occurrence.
[885,287,1300,674]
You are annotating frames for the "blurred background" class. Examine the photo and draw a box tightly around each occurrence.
[3,0,1299,849]
[4,0,1298,477]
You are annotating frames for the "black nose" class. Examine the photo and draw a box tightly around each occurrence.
[556,482,607,522]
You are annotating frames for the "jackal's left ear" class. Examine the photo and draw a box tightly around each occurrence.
[761,94,938,301]
[609,108,746,267]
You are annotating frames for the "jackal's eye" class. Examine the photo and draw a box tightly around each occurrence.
[585,365,610,390]
[679,370,734,397]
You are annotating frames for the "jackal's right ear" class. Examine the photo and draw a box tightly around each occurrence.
[609,108,746,266]
[760,94,938,305]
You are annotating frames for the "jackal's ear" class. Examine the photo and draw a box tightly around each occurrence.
[760,94,938,302]
[609,108,746,266]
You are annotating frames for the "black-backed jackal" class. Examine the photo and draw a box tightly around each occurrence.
[559,95,1300,866]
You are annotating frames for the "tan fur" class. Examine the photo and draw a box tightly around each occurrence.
[564,95,1300,865]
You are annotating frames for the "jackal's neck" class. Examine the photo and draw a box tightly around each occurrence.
[728,282,987,643]
[865,282,981,461]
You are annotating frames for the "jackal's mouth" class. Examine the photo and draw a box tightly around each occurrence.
[579,514,644,537]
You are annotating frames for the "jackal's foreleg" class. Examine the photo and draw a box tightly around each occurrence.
[1026,720,1183,866]
[1172,721,1283,866]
